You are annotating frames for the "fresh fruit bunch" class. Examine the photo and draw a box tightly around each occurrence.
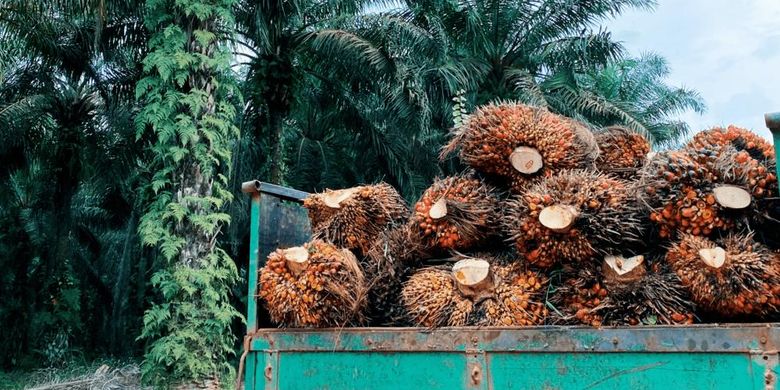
[686,125,775,164]
[549,256,695,326]
[258,240,367,327]
[666,233,780,319]
[594,126,651,180]
[401,257,548,327]
[362,224,428,325]
[638,147,776,239]
[412,173,499,251]
[441,103,598,191]
[504,170,643,269]
[304,183,408,256]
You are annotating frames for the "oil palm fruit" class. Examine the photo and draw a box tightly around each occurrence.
[258,240,367,327]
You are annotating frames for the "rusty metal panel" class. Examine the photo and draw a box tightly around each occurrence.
[250,325,779,353]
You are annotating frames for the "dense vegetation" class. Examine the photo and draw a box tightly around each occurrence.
[0,0,704,385]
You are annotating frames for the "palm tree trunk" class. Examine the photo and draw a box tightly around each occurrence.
[268,112,283,184]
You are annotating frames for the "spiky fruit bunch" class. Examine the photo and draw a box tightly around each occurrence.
[504,170,642,269]
[441,103,598,191]
[258,240,367,327]
[401,258,548,327]
[473,263,548,326]
[401,266,471,327]
[304,183,408,255]
[666,233,780,319]
[550,256,695,326]
[687,125,775,163]
[638,147,777,239]
[362,224,428,325]
[412,174,499,251]
[594,126,651,180]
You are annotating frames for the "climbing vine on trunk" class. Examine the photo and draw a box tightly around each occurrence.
[135,0,241,385]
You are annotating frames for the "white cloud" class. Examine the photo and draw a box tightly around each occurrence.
[606,0,780,142]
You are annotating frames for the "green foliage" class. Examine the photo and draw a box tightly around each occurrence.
[134,0,242,385]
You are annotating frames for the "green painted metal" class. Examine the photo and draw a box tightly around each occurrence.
[241,181,780,390]
[247,193,261,333]
[766,112,780,192]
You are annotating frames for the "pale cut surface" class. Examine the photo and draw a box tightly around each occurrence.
[509,146,543,174]
[322,188,359,209]
[713,185,751,209]
[539,205,578,232]
[284,246,310,275]
[429,198,448,219]
[698,247,727,268]
[604,255,645,276]
[452,258,494,299]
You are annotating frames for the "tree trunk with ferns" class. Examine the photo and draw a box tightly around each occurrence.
[136,0,241,386]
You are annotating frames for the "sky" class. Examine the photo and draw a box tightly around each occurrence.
[606,0,780,142]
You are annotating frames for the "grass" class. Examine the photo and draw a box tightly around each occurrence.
[0,359,144,389]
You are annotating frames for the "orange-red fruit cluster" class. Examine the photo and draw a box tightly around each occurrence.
[412,175,497,251]
[594,126,651,180]
[687,125,775,163]
[666,233,780,319]
[258,240,366,327]
[639,147,776,238]
[441,103,598,191]
[504,170,641,268]
[304,183,408,255]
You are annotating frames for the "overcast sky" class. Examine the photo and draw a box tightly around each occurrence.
[606,0,780,142]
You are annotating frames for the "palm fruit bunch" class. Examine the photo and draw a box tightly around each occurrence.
[686,125,775,165]
[549,255,695,326]
[638,145,776,239]
[594,126,651,180]
[504,169,643,269]
[401,257,548,327]
[411,173,499,251]
[362,225,428,325]
[303,183,408,255]
[666,233,780,319]
[258,240,367,327]
[441,103,599,192]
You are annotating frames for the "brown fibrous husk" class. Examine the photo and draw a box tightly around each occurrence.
[304,183,409,256]
[258,240,367,327]
[504,169,643,269]
[665,232,780,319]
[412,173,500,251]
[594,126,651,180]
[441,103,599,192]
[400,256,548,327]
[362,224,429,325]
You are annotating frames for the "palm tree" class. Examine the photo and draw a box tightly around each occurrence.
[0,0,149,364]
[573,53,706,145]
[234,0,463,192]
[393,0,660,125]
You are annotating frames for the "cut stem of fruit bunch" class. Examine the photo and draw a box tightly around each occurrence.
[452,258,494,301]
[509,146,543,174]
[538,205,579,233]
